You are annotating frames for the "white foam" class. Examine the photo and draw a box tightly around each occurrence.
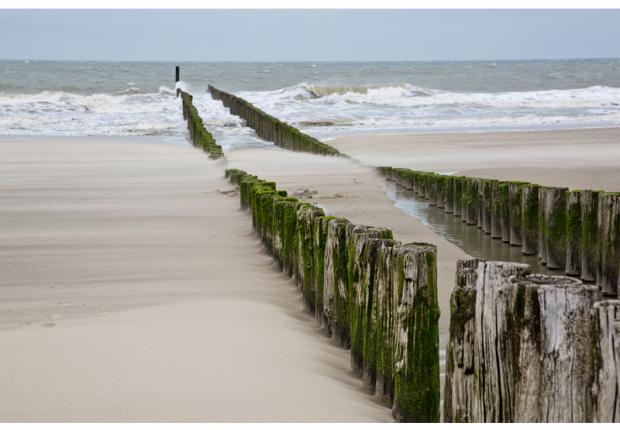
[236,83,620,137]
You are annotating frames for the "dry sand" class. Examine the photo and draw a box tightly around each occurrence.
[330,127,620,191]
[0,136,393,422]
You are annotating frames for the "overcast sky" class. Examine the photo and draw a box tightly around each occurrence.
[1,9,619,61]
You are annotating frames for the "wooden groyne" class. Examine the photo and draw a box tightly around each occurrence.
[179,90,224,159]
[208,85,342,156]
[380,166,620,298]
[225,168,440,422]
[444,259,620,422]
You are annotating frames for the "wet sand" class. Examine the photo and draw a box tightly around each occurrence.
[330,127,620,191]
[0,136,392,422]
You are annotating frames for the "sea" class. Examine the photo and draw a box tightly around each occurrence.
[1,59,620,147]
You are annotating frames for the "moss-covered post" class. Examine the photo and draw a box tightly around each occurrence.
[374,238,399,404]
[463,178,480,226]
[566,190,582,276]
[296,204,325,310]
[598,192,620,297]
[391,242,439,423]
[540,186,568,270]
[508,182,528,247]
[453,176,464,218]
[444,259,479,423]
[281,197,300,277]
[490,180,502,239]
[521,183,540,255]
[436,176,446,209]
[499,182,511,243]
[323,218,351,345]
[481,179,493,234]
[444,176,454,214]
[580,190,601,282]
[347,225,393,375]
[313,215,336,323]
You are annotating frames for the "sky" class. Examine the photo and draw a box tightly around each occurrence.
[0,9,619,61]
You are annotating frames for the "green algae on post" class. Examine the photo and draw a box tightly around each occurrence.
[508,182,529,247]
[540,186,568,270]
[392,242,440,423]
[598,192,620,297]
[498,182,511,243]
[481,179,493,234]
[565,190,582,276]
[521,183,540,256]
[580,190,601,282]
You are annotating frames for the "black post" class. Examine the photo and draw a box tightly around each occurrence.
[175,66,180,83]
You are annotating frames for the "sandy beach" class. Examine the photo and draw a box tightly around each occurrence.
[0,136,392,422]
[2,126,619,421]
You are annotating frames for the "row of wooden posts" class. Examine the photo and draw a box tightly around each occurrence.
[225,168,440,423]
[178,90,224,159]
[208,85,342,156]
[379,166,620,299]
[445,259,620,422]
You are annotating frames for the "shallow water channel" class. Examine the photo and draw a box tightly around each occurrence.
[384,180,559,275]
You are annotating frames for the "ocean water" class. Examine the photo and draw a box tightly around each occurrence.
[1,59,620,143]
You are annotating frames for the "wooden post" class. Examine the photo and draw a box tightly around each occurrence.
[588,299,620,422]
[580,190,601,282]
[598,192,620,297]
[175,66,180,83]
[445,259,603,423]
[391,242,439,422]
[521,183,540,256]
[499,182,511,243]
[481,179,493,234]
[540,186,568,270]
[509,182,528,247]
[490,180,502,239]
[566,190,582,276]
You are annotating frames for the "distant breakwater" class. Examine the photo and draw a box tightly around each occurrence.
[179,90,224,159]
[209,85,342,156]
[225,168,440,423]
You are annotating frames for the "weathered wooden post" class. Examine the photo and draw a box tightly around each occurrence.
[566,190,583,276]
[521,183,540,255]
[499,182,511,243]
[509,182,528,247]
[581,190,601,282]
[443,259,479,423]
[444,176,455,214]
[490,180,502,239]
[347,225,393,375]
[445,259,604,423]
[599,193,620,297]
[540,186,568,270]
[588,299,620,422]
[323,217,351,346]
[481,179,493,234]
[391,242,439,423]
[175,66,180,96]
[453,176,464,218]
